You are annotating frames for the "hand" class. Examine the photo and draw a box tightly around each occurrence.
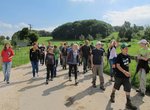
[112,64,115,68]
[124,71,130,77]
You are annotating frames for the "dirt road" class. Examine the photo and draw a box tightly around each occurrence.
[0,64,149,110]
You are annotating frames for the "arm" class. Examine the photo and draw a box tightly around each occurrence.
[116,63,130,77]
[91,54,94,68]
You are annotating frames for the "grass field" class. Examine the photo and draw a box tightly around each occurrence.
[0,36,150,91]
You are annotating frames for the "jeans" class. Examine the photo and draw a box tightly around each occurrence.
[83,57,88,71]
[2,62,12,82]
[31,61,39,77]
[109,59,115,77]
[54,59,58,76]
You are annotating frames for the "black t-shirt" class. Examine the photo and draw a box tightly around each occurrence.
[92,48,103,65]
[115,53,131,78]
[61,47,68,56]
[81,45,91,58]
[29,48,40,61]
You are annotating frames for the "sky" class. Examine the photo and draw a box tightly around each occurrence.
[0,0,150,37]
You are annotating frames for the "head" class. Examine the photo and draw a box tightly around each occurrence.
[64,42,67,48]
[32,42,38,49]
[111,40,117,47]
[4,43,11,50]
[120,43,130,55]
[54,45,57,49]
[138,39,148,48]
[85,40,89,45]
[72,44,79,51]
[96,41,102,49]
[47,47,53,53]
[48,41,51,45]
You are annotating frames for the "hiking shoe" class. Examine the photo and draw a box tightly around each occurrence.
[50,78,53,81]
[69,77,72,81]
[100,86,105,91]
[110,93,115,103]
[126,102,137,110]
[46,81,49,85]
[92,84,96,88]
[7,81,10,84]
[136,89,141,92]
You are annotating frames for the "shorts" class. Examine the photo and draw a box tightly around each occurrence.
[114,77,131,92]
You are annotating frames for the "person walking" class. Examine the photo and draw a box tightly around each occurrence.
[1,43,14,84]
[136,39,150,96]
[91,41,105,90]
[67,44,79,85]
[53,45,60,77]
[45,47,55,84]
[61,43,68,69]
[29,43,40,78]
[39,43,46,65]
[81,40,91,73]
[110,43,137,110]
[107,40,117,81]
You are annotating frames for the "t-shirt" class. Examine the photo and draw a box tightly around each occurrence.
[53,48,60,60]
[115,53,131,78]
[81,45,91,58]
[29,48,40,61]
[91,48,103,65]
[1,48,14,62]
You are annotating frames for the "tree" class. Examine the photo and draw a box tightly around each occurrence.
[6,36,10,40]
[28,32,39,44]
[52,19,113,40]
[79,34,85,41]
[19,28,29,40]
[144,26,150,40]
[0,35,5,44]
[87,34,93,41]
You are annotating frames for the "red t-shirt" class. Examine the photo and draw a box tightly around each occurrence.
[1,48,14,62]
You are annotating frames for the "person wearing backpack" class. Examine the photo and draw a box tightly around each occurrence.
[107,40,117,81]
[91,41,105,90]
[136,39,150,96]
[45,47,55,84]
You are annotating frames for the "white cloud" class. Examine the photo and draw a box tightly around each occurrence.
[0,21,55,37]
[69,0,95,2]
[103,5,150,26]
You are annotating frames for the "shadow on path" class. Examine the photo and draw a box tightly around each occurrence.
[65,86,103,107]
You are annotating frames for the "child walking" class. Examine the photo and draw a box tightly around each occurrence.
[45,47,55,84]
[110,43,137,110]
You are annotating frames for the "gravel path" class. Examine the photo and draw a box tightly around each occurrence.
[0,63,150,110]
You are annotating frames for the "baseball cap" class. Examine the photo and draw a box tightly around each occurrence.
[120,42,130,49]
[138,39,148,44]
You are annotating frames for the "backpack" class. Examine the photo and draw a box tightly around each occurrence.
[46,53,55,65]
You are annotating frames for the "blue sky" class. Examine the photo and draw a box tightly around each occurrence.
[0,0,150,37]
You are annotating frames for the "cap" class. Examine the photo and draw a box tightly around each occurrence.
[120,42,130,49]
[138,39,148,44]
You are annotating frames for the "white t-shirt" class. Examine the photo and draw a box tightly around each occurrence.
[109,47,117,59]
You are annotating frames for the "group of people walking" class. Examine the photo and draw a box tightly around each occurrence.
[1,39,150,110]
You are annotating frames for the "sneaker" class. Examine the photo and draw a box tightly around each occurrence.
[110,93,115,103]
[126,102,137,110]
[100,86,105,91]
[75,81,78,86]
[7,81,10,84]
[50,78,53,81]
[46,81,49,85]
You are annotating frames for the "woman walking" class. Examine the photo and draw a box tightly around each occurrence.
[67,44,79,85]
[29,43,40,78]
[1,43,14,84]
[45,47,55,84]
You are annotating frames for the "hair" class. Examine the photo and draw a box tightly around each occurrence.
[3,43,11,51]
[54,45,57,48]
[85,40,89,45]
